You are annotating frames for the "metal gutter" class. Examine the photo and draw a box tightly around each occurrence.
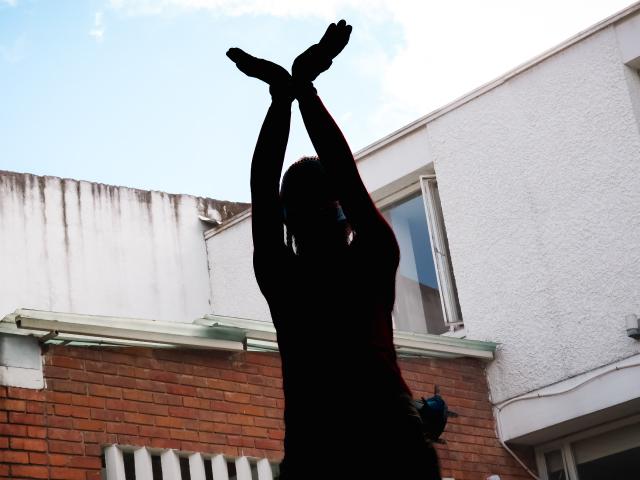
[199,314,497,360]
[9,309,244,351]
[4,310,497,359]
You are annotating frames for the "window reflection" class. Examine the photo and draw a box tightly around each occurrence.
[384,194,447,334]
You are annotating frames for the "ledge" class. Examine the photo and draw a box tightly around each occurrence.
[2,309,497,359]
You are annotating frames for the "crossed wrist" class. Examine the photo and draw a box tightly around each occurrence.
[291,78,317,100]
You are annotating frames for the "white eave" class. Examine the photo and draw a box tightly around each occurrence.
[1,309,496,359]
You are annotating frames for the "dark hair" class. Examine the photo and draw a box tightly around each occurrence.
[280,156,337,209]
[280,156,340,252]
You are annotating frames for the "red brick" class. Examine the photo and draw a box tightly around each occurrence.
[0,399,26,411]
[166,384,197,396]
[7,387,46,401]
[50,467,86,480]
[211,400,244,414]
[168,406,199,419]
[73,419,106,431]
[68,456,102,469]
[170,429,199,441]
[255,438,281,450]
[155,416,185,429]
[9,438,47,452]
[48,428,83,442]
[10,465,48,479]
[122,389,153,403]
[196,387,223,400]
[49,380,86,394]
[0,423,27,437]
[148,370,180,383]
[123,412,155,425]
[228,435,255,448]
[0,451,29,464]
[85,360,118,375]
[44,365,71,379]
[28,452,49,465]
[227,414,254,426]
[198,410,227,423]
[49,440,84,455]
[55,404,90,418]
[91,408,124,422]
[106,423,139,435]
[268,429,284,440]
[105,399,137,412]
[88,384,122,399]
[82,432,116,444]
[27,426,47,439]
[26,402,45,414]
[8,412,45,426]
[48,415,74,429]
[197,431,226,444]
[69,369,104,384]
[47,391,72,404]
[50,356,85,370]
[135,379,166,393]
[139,426,171,439]
[103,374,136,389]
[242,426,268,438]
[213,423,242,435]
[48,454,73,466]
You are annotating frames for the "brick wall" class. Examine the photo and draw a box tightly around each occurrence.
[0,345,531,480]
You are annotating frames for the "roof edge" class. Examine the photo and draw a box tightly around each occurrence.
[354,1,640,161]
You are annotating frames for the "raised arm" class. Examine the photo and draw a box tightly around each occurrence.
[226,49,292,253]
[292,22,397,247]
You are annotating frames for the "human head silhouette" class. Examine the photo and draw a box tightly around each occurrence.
[280,156,350,255]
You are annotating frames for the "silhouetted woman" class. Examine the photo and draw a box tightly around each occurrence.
[227,20,441,480]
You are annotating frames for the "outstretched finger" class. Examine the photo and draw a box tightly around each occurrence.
[226,47,248,64]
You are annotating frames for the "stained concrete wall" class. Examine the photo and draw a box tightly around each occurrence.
[0,171,248,323]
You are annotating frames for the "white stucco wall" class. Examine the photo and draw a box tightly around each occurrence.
[200,9,640,405]
[205,215,271,322]
[425,25,640,403]
[0,171,247,323]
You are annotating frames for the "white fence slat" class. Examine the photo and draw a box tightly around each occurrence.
[235,456,252,480]
[105,445,126,480]
[134,447,153,480]
[161,449,182,480]
[256,459,273,480]
[189,453,207,480]
[212,454,230,480]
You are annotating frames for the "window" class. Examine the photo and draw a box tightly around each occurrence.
[103,445,280,480]
[536,417,640,480]
[382,175,462,335]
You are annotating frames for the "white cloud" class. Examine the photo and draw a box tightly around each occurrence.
[107,0,636,137]
[1,0,18,6]
[90,11,105,42]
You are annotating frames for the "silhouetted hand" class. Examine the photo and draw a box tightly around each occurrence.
[292,20,352,82]
[226,48,292,97]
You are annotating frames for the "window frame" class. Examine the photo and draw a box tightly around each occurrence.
[378,175,463,333]
[534,414,640,480]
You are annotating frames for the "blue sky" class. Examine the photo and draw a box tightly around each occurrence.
[1,0,635,202]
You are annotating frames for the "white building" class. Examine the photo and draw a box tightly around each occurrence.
[206,4,640,478]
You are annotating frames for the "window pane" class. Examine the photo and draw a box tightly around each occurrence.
[573,422,640,480]
[544,450,567,480]
[384,194,447,334]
